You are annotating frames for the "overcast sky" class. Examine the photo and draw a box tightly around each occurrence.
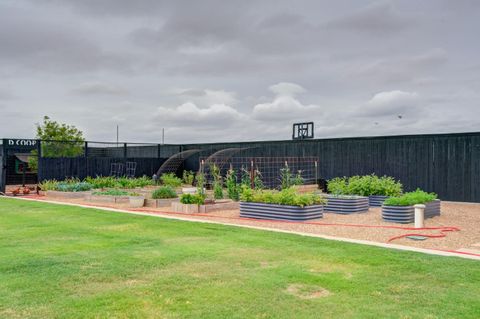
[0,0,479,143]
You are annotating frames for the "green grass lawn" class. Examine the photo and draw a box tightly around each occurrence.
[0,198,479,319]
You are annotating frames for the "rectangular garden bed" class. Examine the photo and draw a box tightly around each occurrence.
[86,194,130,204]
[382,199,441,224]
[325,195,369,214]
[45,191,91,199]
[239,202,323,221]
[368,195,389,207]
[145,198,179,208]
[171,200,239,214]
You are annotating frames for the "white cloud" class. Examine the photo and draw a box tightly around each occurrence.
[155,102,247,127]
[362,90,420,117]
[253,82,321,121]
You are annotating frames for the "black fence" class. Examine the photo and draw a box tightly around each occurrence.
[7,132,480,202]
[180,132,480,203]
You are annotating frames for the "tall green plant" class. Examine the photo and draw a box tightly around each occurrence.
[280,163,293,189]
[182,170,195,185]
[226,168,239,201]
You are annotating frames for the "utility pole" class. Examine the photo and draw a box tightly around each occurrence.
[116,125,119,146]
[162,128,165,145]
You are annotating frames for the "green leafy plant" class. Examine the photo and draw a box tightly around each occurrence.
[225,168,240,201]
[292,170,304,186]
[383,189,437,206]
[327,174,403,197]
[240,167,251,188]
[93,189,129,196]
[210,164,224,200]
[38,179,59,191]
[180,193,206,205]
[56,181,92,192]
[182,170,195,185]
[253,169,264,190]
[280,163,293,189]
[240,187,327,207]
[196,172,206,197]
[160,173,182,188]
[129,192,143,197]
[152,186,177,199]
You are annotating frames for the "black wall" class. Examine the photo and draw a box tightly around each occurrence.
[32,132,480,202]
[38,157,166,181]
[178,133,480,202]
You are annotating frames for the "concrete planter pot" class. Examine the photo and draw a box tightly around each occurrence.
[368,195,389,207]
[87,194,129,204]
[145,197,179,208]
[382,199,441,224]
[45,190,91,199]
[129,196,145,208]
[325,195,369,214]
[239,202,323,221]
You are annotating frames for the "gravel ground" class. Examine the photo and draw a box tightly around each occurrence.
[21,195,480,252]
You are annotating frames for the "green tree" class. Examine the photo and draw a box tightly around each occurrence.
[29,116,85,171]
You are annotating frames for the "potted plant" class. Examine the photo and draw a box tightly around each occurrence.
[239,187,326,221]
[382,189,440,223]
[129,192,145,208]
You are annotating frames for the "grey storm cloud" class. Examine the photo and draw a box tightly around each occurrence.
[0,0,479,143]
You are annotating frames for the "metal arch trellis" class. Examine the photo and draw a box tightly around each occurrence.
[200,147,250,178]
[155,149,201,176]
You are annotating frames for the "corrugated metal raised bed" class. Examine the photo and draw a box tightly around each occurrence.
[368,195,389,207]
[240,202,323,221]
[382,199,441,223]
[325,195,369,214]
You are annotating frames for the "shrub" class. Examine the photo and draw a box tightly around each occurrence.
[152,186,177,199]
[327,175,402,197]
[182,170,195,185]
[38,179,59,191]
[160,173,182,188]
[93,189,129,196]
[180,193,206,205]
[240,187,326,207]
[383,189,437,206]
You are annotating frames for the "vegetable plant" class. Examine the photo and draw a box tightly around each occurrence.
[180,193,206,205]
[92,189,129,196]
[383,189,437,206]
[240,187,327,207]
[182,170,195,185]
[327,174,402,197]
[152,186,177,199]
[160,173,182,188]
[225,168,240,201]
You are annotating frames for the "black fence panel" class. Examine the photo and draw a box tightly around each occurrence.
[38,157,166,181]
[179,133,480,202]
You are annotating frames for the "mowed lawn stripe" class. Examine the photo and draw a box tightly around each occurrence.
[0,198,479,319]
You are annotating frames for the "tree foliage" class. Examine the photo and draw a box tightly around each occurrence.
[29,116,85,170]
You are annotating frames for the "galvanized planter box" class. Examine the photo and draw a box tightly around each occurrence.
[368,195,389,207]
[239,202,323,221]
[382,199,441,224]
[325,195,369,214]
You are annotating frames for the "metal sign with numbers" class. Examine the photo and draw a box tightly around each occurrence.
[292,122,314,140]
